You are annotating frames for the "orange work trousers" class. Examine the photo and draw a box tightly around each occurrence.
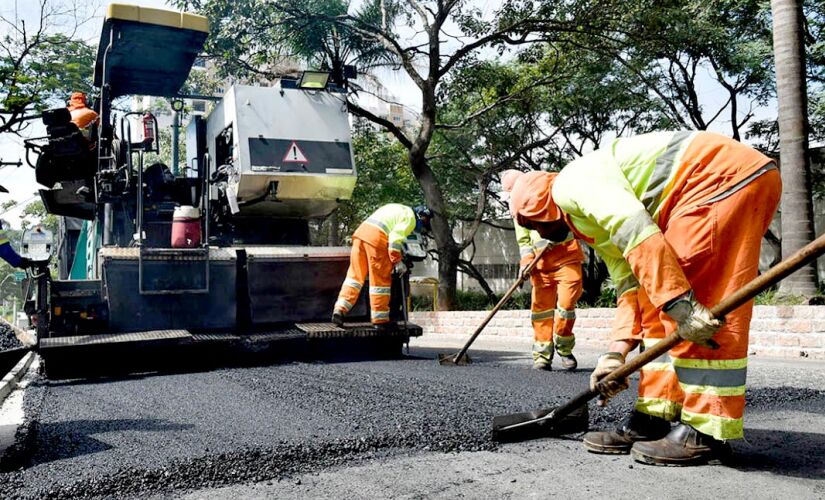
[530,261,583,362]
[334,236,393,324]
[634,168,781,440]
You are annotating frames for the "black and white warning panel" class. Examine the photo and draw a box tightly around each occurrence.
[248,138,353,173]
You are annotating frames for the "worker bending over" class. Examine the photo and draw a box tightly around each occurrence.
[502,170,584,371]
[508,131,780,466]
[333,204,431,331]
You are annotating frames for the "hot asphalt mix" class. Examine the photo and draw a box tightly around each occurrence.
[0,338,823,499]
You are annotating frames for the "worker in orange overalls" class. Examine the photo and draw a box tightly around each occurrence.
[508,131,780,466]
[501,170,584,371]
[332,204,431,331]
[67,92,98,140]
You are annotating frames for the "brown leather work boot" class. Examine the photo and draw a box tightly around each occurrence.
[583,410,672,454]
[630,423,732,466]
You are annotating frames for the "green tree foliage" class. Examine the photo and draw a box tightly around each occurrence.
[20,199,57,233]
[594,0,775,141]
[0,1,95,135]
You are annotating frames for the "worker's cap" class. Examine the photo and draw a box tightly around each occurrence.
[413,205,432,232]
[509,171,561,223]
[500,169,524,193]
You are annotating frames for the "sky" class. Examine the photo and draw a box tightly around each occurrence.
[0,0,780,227]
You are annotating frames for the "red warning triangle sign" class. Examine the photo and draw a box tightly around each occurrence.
[283,141,309,163]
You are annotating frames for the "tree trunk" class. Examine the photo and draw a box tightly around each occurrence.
[772,0,818,296]
[437,246,460,310]
[458,259,497,304]
[408,148,460,310]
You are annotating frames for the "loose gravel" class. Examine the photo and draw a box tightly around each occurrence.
[0,321,23,352]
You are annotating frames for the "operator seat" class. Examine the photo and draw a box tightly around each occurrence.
[35,107,97,188]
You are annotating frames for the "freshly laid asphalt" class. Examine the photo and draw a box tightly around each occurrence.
[0,335,823,499]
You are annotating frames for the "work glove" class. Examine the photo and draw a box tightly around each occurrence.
[17,257,33,269]
[590,352,629,406]
[663,291,722,349]
[393,261,408,276]
[518,262,531,281]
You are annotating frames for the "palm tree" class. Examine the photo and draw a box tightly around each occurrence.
[772,0,818,297]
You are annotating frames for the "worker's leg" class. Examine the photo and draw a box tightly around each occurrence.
[667,169,781,441]
[631,169,781,465]
[553,263,583,365]
[530,267,558,369]
[334,237,369,316]
[635,288,684,422]
[582,288,673,455]
[365,243,393,325]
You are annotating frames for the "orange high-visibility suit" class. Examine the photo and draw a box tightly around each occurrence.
[510,131,781,441]
[334,204,416,324]
[515,222,584,363]
[67,92,98,138]
[503,170,584,363]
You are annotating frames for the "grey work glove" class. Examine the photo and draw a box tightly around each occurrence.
[664,291,722,349]
[590,352,629,406]
[393,261,408,276]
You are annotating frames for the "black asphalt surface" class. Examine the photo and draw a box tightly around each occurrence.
[1,345,824,499]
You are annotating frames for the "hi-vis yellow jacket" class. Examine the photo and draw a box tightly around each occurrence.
[551,131,773,322]
[354,203,416,264]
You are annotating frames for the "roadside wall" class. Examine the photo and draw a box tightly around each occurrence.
[410,306,825,360]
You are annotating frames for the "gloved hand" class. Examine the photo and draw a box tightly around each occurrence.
[590,352,629,406]
[17,257,33,269]
[518,262,531,280]
[393,261,408,275]
[664,291,722,349]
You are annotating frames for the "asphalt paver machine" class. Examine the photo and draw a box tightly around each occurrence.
[24,3,423,374]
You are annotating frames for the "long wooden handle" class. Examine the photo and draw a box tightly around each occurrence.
[502,232,825,431]
[607,232,825,383]
[452,243,550,361]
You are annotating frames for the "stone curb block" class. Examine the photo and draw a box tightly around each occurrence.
[411,306,825,359]
[0,352,35,406]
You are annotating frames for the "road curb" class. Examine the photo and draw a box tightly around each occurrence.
[0,352,35,406]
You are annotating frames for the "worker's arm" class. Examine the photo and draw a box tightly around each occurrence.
[553,161,691,310]
[588,252,641,342]
[0,240,24,268]
[514,221,535,267]
[387,211,416,264]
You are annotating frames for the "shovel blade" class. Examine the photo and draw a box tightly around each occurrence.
[492,403,589,443]
[437,352,472,365]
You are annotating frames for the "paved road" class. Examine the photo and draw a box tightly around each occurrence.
[0,335,823,499]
